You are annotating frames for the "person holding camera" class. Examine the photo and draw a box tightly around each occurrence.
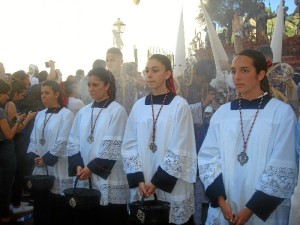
[0,79,26,224]
[46,60,62,84]
[4,78,37,215]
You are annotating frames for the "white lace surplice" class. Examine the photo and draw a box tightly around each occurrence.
[27,107,75,195]
[122,96,197,225]
[67,101,129,205]
[199,98,297,225]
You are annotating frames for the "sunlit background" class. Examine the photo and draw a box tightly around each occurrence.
[0,0,295,80]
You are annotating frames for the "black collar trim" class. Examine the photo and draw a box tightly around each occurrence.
[92,98,113,108]
[145,92,176,105]
[231,94,272,110]
[46,106,63,114]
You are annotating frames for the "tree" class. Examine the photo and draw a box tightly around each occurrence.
[197,0,264,43]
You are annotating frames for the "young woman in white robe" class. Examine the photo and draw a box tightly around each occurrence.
[198,49,298,225]
[66,67,129,225]
[27,80,74,225]
[121,54,197,225]
[289,119,300,225]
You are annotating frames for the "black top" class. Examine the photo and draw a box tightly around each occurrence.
[145,92,176,105]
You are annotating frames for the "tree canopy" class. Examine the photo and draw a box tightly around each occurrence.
[197,0,268,42]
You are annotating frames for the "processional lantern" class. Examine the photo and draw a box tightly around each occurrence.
[112,18,126,50]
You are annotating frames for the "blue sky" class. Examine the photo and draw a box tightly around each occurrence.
[265,0,296,14]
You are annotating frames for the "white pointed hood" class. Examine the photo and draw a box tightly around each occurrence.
[201,0,228,77]
[270,0,284,63]
[174,6,187,77]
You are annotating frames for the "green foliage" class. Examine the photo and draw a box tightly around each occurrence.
[267,14,299,38]
[197,0,264,28]
[197,0,299,43]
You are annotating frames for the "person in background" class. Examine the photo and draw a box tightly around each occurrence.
[27,80,74,225]
[198,49,297,225]
[28,64,39,86]
[121,54,197,225]
[181,58,217,225]
[67,67,129,225]
[47,60,62,84]
[5,78,37,214]
[11,70,31,89]
[92,59,106,70]
[16,82,45,194]
[38,70,48,83]
[75,69,85,82]
[78,66,96,105]
[289,149,300,224]
[0,80,25,224]
[64,79,84,115]
[106,47,136,115]
[0,62,9,82]
[256,44,299,115]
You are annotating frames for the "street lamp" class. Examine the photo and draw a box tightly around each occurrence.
[112,18,126,49]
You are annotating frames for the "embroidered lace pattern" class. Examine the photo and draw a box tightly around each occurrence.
[28,138,38,154]
[189,103,203,124]
[51,177,74,195]
[170,194,195,224]
[256,165,297,198]
[199,162,222,189]
[206,215,221,225]
[129,191,194,224]
[97,140,122,160]
[50,139,68,157]
[67,141,80,156]
[99,184,129,205]
[161,151,197,183]
[122,154,143,174]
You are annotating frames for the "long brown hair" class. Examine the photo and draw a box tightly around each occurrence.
[87,67,116,101]
[235,49,271,94]
[149,54,176,94]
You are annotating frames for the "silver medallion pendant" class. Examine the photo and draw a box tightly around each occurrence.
[69,197,77,208]
[87,135,94,144]
[237,151,249,166]
[39,138,46,146]
[149,142,157,153]
[136,209,145,223]
[26,180,32,190]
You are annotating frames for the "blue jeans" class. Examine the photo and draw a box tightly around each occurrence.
[0,140,16,218]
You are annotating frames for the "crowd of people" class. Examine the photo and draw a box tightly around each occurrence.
[0,45,299,225]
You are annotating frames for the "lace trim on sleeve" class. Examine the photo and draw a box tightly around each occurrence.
[97,140,122,160]
[67,141,80,157]
[170,193,195,224]
[100,184,129,205]
[51,177,74,195]
[256,165,297,198]
[160,151,197,183]
[27,138,38,154]
[122,154,143,174]
[189,103,203,124]
[49,139,68,158]
[199,162,222,189]
[206,215,221,225]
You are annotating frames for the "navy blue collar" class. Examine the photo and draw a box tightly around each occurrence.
[46,106,63,114]
[231,93,272,110]
[145,92,176,105]
[92,98,112,108]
